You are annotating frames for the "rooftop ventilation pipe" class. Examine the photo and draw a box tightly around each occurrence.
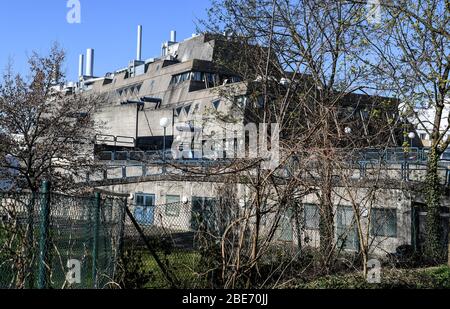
[78,54,84,79]
[86,48,94,77]
[137,25,143,61]
[170,30,177,43]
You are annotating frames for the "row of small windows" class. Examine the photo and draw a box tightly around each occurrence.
[116,83,143,98]
[303,204,397,238]
[172,96,253,121]
[134,195,397,248]
[170,71,242,88]
[174,100,222,118]
[250,203,398,245]
[134,194,217,225]
[135,193,182,218]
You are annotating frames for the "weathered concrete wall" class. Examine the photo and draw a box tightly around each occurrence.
[85,33,246,144]
[98,179,414,256]
[177,35,215,63]
[100,180,222,231]
[297,188,412,256]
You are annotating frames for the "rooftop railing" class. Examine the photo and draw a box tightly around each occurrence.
[95,147,449,165]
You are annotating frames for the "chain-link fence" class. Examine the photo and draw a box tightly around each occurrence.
[1,185,373,289]
[0,183,126,289]
[120,201,203,289]
[118,198,308,289]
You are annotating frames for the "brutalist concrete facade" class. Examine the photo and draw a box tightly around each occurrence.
[69,29,448,257]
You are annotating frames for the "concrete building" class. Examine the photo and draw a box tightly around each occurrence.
[69,29,245,156]
[405,100,450,154]
[64,26,449,258]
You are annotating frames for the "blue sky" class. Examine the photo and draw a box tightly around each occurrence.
[0,0,212,81]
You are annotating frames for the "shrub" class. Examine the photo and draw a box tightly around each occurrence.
[425,266,450,289]
[298,266,450,289]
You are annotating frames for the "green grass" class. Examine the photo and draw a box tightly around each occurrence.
[139,250,203,289]
[0,227,116,289]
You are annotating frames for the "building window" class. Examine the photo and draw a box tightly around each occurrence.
[235,96,247,109]
[205,73,216,88]
[192,72,204,82]
[277,209,293,242]
[257,96,265,108]
[134,193,156,225]
[170,72,192,85]
[184,104,191,115]
[191,197,218,231]
[336,206,359,250]
[165,195,181,217]
[136,193,155,207]
[420,133,427,140]
[370,208,397,237]
[212,99,221,110]
[304,204,320,230]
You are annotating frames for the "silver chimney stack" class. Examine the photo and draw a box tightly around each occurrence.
[86,48,94,77]
[170,30,177,43]
[78,54,84,79]
[137,25,143,61]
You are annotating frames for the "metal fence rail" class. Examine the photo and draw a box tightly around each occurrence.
[118,200,315,289]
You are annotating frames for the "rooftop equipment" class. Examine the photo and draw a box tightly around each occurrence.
[170,30,177,43]
[137,25,143,61]
[78,54,84,79]
[86,48,94,77]
[162,30,178,57]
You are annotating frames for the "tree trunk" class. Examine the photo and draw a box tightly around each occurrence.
[294,202,303,257]
[424,146,443,263]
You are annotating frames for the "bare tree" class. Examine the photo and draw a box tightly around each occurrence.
[0,43,105,194]
[356,0,450,262]
[201,0,399,279]
[0,44,105,288]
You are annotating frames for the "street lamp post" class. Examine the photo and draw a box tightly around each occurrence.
[403,132,416,181]
[408,132,415,149]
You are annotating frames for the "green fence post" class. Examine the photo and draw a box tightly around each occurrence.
[38,181,50,289]
[92,192,100,288]
[117,198,126,261]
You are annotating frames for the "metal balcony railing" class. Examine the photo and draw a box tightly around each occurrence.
[94,134,136,147]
